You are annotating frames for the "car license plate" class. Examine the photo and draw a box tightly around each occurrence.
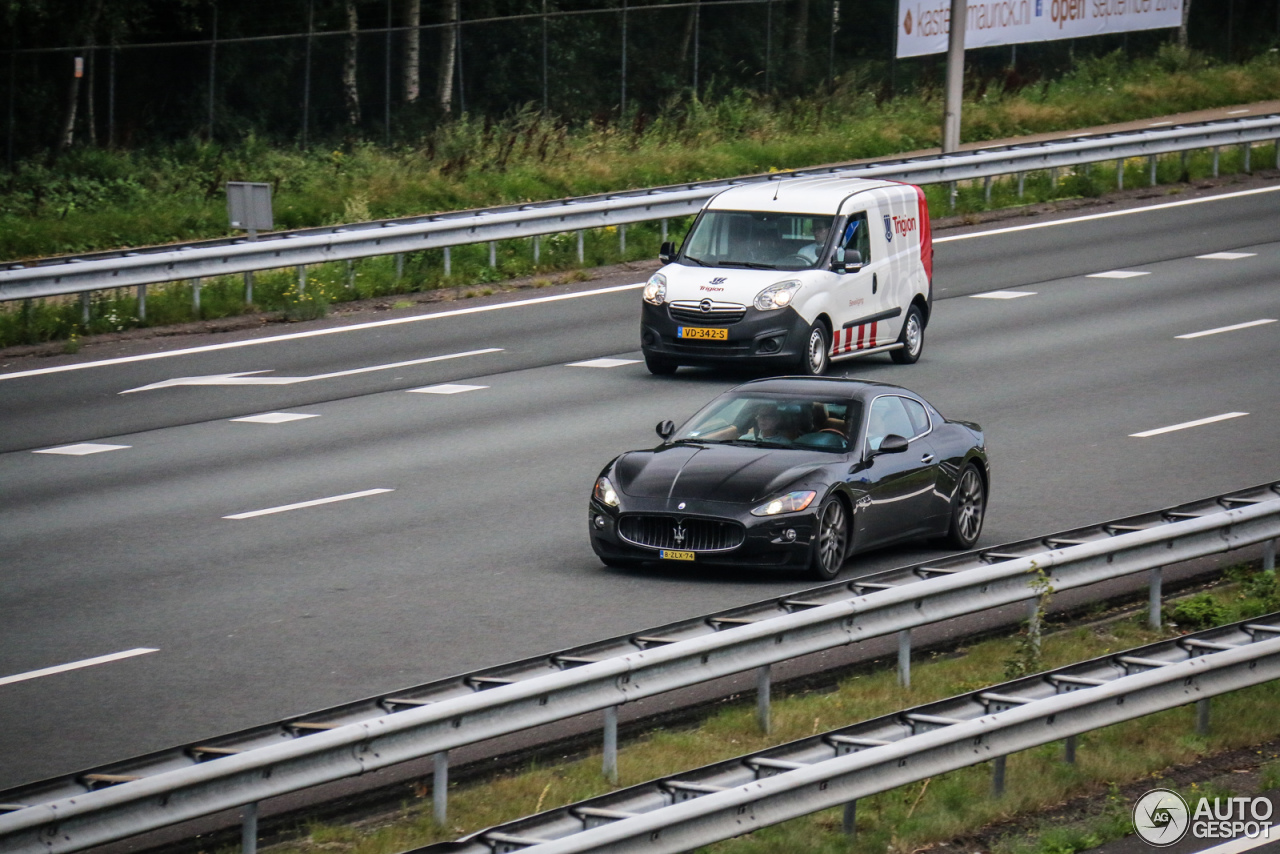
[678,326,728,341]
[660,549,695,561]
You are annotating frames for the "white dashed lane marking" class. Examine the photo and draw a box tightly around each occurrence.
[0,648,158,687]
[1087,270,1150,279]
[970,290,1036,300]
[1197,252,1256,260]
[568,358,641,368]
[33,443,130,456]
[1177,319,1276,340]
[1130,412,1248,438]
[408,384,489,394]
[224,488,394,520]
[231,412,320,424]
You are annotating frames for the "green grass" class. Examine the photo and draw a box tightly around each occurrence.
[4,46,1280,348]
[251,567,1280,854]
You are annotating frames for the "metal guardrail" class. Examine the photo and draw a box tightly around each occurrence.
[1,115,1277,303]
[0,482,1277,854]
[420,614,1280,854]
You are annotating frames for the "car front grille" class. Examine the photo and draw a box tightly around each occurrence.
[618,515,746,552]
[669,300,747,325]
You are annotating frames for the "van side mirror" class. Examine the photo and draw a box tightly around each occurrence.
[833,248,863,274]
[659,241,676,264]
[656,420,676,442]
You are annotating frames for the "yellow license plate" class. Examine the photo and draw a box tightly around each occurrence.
[678,326,728,341]
[660,549,696,561]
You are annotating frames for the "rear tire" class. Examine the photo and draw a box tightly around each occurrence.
[808,496,849,581]
[944,464,986,549]
[797,320,831,376]
[890,305,924,364]
[644,353,678,376]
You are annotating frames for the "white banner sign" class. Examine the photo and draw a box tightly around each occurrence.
[896,0,1183,58]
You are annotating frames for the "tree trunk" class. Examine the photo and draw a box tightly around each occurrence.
[436,0,457,113]
[343,0,361,128]
[401,0,420,103]
[59,66,80,150]
[1178,0,1192,49]
[789,0,810,86]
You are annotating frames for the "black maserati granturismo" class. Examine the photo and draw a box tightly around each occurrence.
[589,377,989,579]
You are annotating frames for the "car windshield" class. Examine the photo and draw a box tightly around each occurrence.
[674,394,861,452]
[680,211,837,271]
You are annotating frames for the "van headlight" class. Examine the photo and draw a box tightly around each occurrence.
[750,490,817,516]
[643,273,667,306]
[754,280,802,311]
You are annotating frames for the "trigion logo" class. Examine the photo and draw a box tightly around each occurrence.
[903,10,913,35]
[1133,789,1190,846]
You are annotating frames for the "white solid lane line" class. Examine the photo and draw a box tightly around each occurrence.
[231,412,321,424]
[970,290,1036,299]
[224,488,394,520]
[568,358,641,368]
[1177,319,1277,340]
[0,648,158,687]
[1130,412,1248,438]
[33,442,130,455]
[407,384,488,394]
[1197,251,1257,260]
[1087,270,1150,279]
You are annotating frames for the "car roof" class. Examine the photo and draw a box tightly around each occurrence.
[729,376,915,401]
[705,176,900,215]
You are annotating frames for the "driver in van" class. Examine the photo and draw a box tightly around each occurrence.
[797,219,831,264]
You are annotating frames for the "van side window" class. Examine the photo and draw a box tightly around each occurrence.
[840,212,871,265]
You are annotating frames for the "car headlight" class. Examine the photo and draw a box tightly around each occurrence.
[754,280,802,311]
[643,273,667,306]
[594,475,620,507]
[750,490,817,516]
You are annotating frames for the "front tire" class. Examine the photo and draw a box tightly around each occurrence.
[644,353,678,376]
[944,464,986,549]
[808,496,849,581]
[890,304,924,364]
[797,320,831,376]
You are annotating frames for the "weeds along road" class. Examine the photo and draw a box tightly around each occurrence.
[0,184,1278,791]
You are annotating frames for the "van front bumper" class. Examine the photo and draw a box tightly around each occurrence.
[640,302,811,368]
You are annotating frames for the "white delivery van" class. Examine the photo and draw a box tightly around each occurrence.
[640,176,933,375]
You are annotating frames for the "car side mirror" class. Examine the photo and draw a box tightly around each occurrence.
[656,420,675,442]
[874,434,909,455]
[833,248,863,274]
[659,241,676,264]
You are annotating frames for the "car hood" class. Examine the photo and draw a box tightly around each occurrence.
[613,443,830,504]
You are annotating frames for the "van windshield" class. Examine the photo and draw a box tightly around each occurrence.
[680,211,836,271]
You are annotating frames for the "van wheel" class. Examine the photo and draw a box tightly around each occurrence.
[797,321,830,376]
[645,354,678,375]
[890,305,924,364]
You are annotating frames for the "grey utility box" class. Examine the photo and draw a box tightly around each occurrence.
[226,181,274,237]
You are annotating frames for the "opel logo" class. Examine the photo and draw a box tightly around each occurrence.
[699,299,713,312]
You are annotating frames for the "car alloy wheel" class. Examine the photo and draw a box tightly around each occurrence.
[946,465,986,549]
[890,305,924,364]
[810,496,848,580]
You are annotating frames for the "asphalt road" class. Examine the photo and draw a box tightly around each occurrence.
[1,184,1278,792]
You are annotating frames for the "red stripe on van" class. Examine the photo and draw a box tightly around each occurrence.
[913,183,933,283]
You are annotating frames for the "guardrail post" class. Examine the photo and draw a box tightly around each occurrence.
[138,284,147,321]
[992,755,1007,796]
[396,253,404,280]
[241,801,258,854]
[1148,155,1157,186]
[243,273,253,305]
[1265,539,1276,571]
[433,751,448,825]
[488,241,496,268]
[1213,146,1220,177]
[983,176,992,205]
[345,261,354,290]
[1197,698,1211,736]
[947,182,956,211]
[1181,150,1189,178]
[661,219,668,241]
[577,230,585,263]
[81,291,90,325]
[1027,598,1042,657]
[1017,172,1025,199]
[1050,167,1058,189]
[620,224,626,256]
[1116,158,1124,190]
[192,277,202,315]
[842,800,857,837]
[297,265,306,294]
[1149,566,1163,628]
[1243,143,1251,174]
[1064,734,1077,764]
[756,664,771,734]
[533,235,540,265]
[603,706,619,783]
[1274,140,1279,170]
[443,247,452,277]
[898,628,911,688]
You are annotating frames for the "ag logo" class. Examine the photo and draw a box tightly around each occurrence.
[1133,789,1190,847]
[883,214,893,242]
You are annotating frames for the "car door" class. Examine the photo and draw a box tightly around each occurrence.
[830,210,894,356]
[850,394,940,547]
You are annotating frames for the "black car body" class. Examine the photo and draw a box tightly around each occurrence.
[589,377,989,579]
